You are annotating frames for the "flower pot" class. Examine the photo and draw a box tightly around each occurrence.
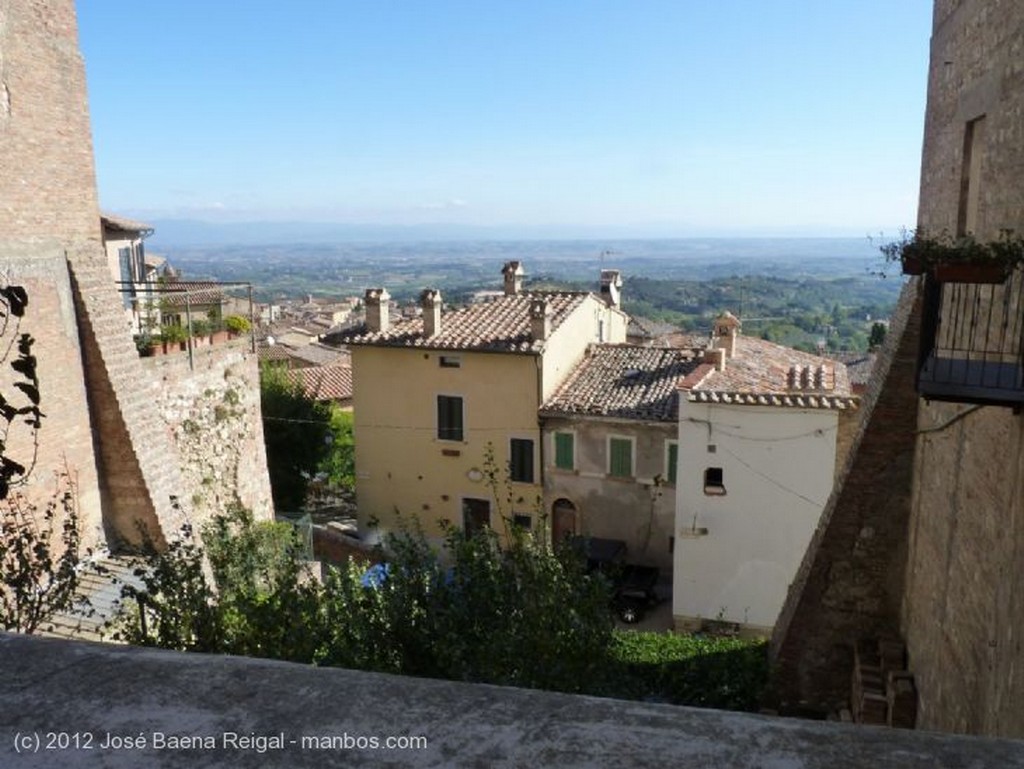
[211,330,229,344]
[900,256,925,276]
[932,261,1008,284]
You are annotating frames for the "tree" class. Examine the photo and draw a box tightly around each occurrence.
[869,322,887,349]
[259,364,335,511]
[0,284,89,633]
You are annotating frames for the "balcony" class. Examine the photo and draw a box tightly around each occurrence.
[917,269,1024,406]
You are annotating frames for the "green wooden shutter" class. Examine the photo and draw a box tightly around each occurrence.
[554,432,574,470]
[667,442,678,484]
[609,438,632,477]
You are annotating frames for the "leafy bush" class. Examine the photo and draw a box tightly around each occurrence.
[259,364,337,511]
[225,314,251,334]
[605,631,768,710]
[159,323,188,344]
[190,318,211,337]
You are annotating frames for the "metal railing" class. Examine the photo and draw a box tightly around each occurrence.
[917,269,1024,406]
[116,280,256,369]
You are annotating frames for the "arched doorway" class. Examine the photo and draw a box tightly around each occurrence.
[552,498,577,544]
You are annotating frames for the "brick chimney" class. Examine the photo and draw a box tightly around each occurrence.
[421,288,442,337]
[600,269,622,308]
[530,298,551,341]
[712,311,741,359]
[704,347,726,372]
[364,288,390,333]
[502,261,524,295]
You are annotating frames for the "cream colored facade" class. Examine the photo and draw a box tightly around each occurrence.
[673,401,840,634]
[349,292,626,541]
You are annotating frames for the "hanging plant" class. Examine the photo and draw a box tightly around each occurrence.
[880,229,1024,284]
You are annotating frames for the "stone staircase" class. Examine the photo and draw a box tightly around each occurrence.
[66,251,191,548]
[42,554,147,643]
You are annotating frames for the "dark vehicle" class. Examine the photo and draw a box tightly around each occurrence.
[571,536,661,624]
[612,564,660,624]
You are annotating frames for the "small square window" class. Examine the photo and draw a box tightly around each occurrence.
[513,514,532,530]
[704,467,725,495]
[439,355,461,368]
[707,444,717,454]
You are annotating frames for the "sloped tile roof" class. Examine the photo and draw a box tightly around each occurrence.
[159,281,227,307]
[327,291,592,353]
[100,211,154,234]
[285,362,353,403]
[541,344,699,422]
[284,342,348,367]
[684,336,857,410]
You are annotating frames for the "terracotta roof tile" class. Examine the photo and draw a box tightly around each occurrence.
[285,362,353,403]
[327,291,592,353]
[159,281,226,307]
[686,336,857,410]
[541,345,699,422]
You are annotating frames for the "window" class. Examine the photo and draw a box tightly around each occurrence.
[608,436,634,478]
[462,498,490,536]
[554,432,575,470]
[704,467,725,495]
[958,115,986,236]
[665,441,678,485]
[509,438,534,483]
[439,355,461,368]
[437,395,464,441]
[513,514,532,530]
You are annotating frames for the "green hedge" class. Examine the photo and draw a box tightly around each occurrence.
[603,631,768,711]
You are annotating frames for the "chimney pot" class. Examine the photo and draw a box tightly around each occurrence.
[421,288,442,337]
[530,297,551,341]
[599,269,622,308]
[502,261,525,295]
[364,287,390,333]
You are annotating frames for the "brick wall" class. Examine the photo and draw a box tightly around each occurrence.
[769,280,922,712]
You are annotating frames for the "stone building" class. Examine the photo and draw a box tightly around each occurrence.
[771,0,1024,738]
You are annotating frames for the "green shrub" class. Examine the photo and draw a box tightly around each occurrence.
[225,314,251,334]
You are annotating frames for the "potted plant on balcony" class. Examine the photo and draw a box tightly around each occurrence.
[159,322,189,352]
[224,314,251,338]
[881,229,1024,284]
[190,318,210,346]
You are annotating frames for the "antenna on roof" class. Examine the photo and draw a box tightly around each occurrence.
[600,249,618,269]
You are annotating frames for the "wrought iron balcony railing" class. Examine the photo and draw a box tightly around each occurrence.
[917,269,1024,406]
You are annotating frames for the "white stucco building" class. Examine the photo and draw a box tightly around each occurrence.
[673,313,858,635]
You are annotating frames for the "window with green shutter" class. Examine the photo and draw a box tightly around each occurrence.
[554,432,574,470]
[608,437,633,478]
[667,441,678,484]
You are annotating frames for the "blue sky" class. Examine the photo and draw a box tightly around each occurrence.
[77,1,933,236]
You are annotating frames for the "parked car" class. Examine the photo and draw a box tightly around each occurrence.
[571,536,661,624]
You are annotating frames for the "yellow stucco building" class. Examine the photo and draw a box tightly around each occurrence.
[331,262,627,541]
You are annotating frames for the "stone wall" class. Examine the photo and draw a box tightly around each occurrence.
[769,280,922,712]
[772,0,1024,737]
[898,0,1024,737]
[142,341,274,529]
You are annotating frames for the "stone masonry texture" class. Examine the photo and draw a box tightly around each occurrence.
[1,0,273,554]
[769,280,922,712]
[900,0,1024,737]
[773,0,1024,738]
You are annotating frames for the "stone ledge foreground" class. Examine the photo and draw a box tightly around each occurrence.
[1,633,1022,768]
